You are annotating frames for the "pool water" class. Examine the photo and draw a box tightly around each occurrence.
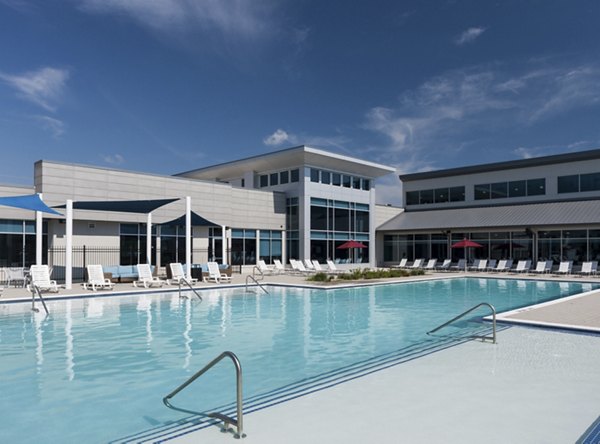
[0,278,595,443]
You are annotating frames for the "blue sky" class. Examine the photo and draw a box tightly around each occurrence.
[1,0,600,204]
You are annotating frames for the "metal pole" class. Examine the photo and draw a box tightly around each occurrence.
[147,212,152,265]
[186,196,191,280]
[36,193,43,265]
[65,199,73,289]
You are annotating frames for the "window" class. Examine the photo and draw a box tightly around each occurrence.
[332,173,341,186]
[434,188,448,203]
[259,230,282,264]
[241,178,245,187]
[580,172,600,192]
[259,175,268,188]
[558,175,579,193]
[508,180,526,197]
[474,184,491,200]
[352,177,361,189]
[231,229,256,266]
[362,179,371,191]
[280,170,289,184]
[270,172,279,186]
[491,182,508,199]
[406,191,419,205]
[449,186,465,202]
[419,189,433,204]
[527,178,545,196]
[290,169,299,182]
[321,171,331,184]
[310,168,320,183]
[342,174,351,188]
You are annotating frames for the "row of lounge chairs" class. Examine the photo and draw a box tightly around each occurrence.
[393,258,598,275]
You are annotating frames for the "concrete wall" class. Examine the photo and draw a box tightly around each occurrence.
[34,160,286,230]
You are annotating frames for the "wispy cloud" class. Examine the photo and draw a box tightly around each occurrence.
[264,128,290,146]
[363,61,600,169]
[75,0,276,41]
[33,115,66,138]
[0,67,69,111]
[263,128,349,150]
[102,154,125,165]
[514,140,598,159]
[455,27,486,45]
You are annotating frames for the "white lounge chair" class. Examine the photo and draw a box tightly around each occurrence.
[6,267,26,287]
[291,259,314,275]
[312,260,328,272]
[436,259,452,271]
[303,259,316,270]
[450,259,466,271]
[206,262,232,283]
[28,265,59,293]
[410,259,425,269]
[273,259,286,274]
[529,260,552,274]
[423,259,438,270]
[499,259,513,272]
[513,260,532,273]
[578,261,598,276]
[490,259,506,272]
[134,264,165,288]
[467,259,481,271]
[392,258,408,269]
[474,259,488,272]
[326,259,344,274]
[554,261,572,276]
[83,265,114,291]
[485,259,497,271]
[256,260,276,276]
[168,263,198,285]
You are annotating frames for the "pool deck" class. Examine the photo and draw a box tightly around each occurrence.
[2,269,600,332]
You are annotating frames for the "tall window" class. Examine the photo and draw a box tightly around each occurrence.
[0,219,46,267]
[208,227,223,263]
[160,225,187,265]
[119,223,156,265]
[286,197,299,259]
[231,229,256,265]
[259,230,282,264]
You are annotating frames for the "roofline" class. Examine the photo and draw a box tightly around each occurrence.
[174,145,396,177]
[398,148,600,182]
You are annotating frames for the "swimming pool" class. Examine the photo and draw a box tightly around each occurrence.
[0,278,595,443]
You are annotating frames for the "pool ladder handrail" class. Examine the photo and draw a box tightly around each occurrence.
[177,278,203,301]
[427,302,496,344]
[246,274,269,294]
[30,284,49,315]
[163,351,246,439]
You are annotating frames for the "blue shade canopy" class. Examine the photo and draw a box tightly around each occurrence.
[54,198,179,213]
[162,211,219,227]
[0,194,62,215]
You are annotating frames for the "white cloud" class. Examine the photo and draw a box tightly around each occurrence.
[263,129,291,146]
[102,154,125,165]
[33,115,66,138]
[455,27,486,45]
[514,140,598,159]
[0,67,69,111]
[75,0,274,40]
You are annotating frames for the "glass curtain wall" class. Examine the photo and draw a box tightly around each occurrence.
[231,229,256,266]
[208,227,223,263]
[0,219,47,267]
[309,199,370,263]
[159,225,188,265]
[119,223,157,265]
[259,230,282,264]
[286,198,299,260]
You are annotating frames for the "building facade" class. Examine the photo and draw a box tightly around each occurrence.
[378,149,600,268]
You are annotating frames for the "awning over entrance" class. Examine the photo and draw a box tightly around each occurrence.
[162,211,219,227]
[54,198,179,213]
[0,193,62,215]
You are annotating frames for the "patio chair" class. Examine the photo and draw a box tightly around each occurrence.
[474,259,488,272]
[490,260,506,272]
[467,259,481,271]
[529,260,552,274]
[392,258,408,269]
[513,260,532,273]
[554,261,572,276]
[206,262,232,283]
[485,259,497,271]
[6,267,26,287]
[168,263,198,285]
[326,259,344,274]
[423,259,438,270]
[436,259,452,271]
[292,259,315,275]
[28,265,59,293]
[501,259,514,272]
[83,265,114,291]
[578,261,598,276]
[133,264,165,288]
[450,259,466,271]
[273,259,286,274]
[312,260,326,272]
[410,259,425,269]
[256,260,277,276]
[303,259,316,271]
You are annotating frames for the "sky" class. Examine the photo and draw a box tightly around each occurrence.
[1,0,600,205]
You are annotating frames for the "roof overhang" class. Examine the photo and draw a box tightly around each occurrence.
[176,145,396,181]
[377,199,600,232]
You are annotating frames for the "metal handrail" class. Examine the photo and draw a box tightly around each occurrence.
[178,278,203,301]
[245,275,269,294]
[163,351,246,439]
[427,302,496,344]
[251,266,264,281]
[30,285,49,315]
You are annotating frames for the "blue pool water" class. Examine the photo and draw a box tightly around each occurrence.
[0,278,595,443]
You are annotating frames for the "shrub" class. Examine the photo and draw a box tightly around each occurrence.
[307,272,333,282]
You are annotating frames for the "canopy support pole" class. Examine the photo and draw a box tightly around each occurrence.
[36,193,43,265]
[147,212,152,265]
[221,225,227,264]
[185,196,191,280]
[65,199,73,289]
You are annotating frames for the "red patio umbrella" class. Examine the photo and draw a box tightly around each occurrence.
[451,239,483,271]
[337,240,367,263]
